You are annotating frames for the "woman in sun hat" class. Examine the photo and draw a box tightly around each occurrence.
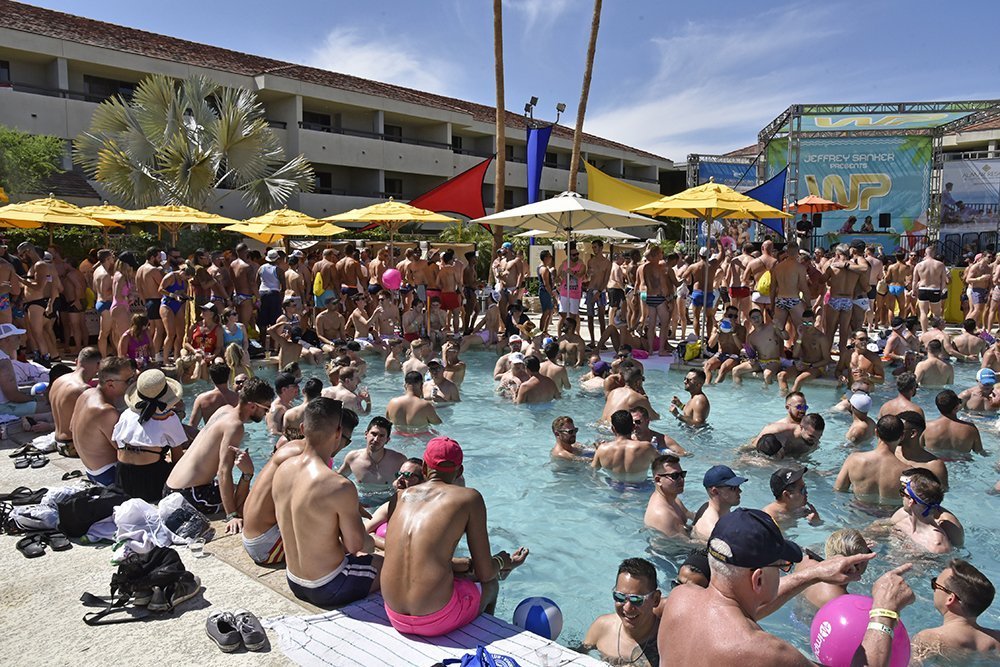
[112,368,187,503]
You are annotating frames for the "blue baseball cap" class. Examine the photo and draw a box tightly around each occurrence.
[708,508,803,569]
[977,368,996,385]
[501,242,513,250]
[703,465,747,488]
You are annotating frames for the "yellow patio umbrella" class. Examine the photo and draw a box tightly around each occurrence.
[99,204,240,245]
[0,186,8,204]
[224,208,348,245]
[323,198,460,255]
[78,202,128,244]
[0,195,108,242]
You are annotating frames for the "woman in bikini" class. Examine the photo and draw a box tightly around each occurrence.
[118,313,152,369]
[110,252,139,350]
[159,262,191,363]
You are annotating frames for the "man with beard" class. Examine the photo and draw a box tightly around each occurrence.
[136,246,165,361]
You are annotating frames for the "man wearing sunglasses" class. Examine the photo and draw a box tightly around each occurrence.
[750,413,825,460]
[913,560,1000,655]
[779,391,808,426]
[581,557,662,666]
[777,309,833,395]
[644,454,692,537]
[550,416,591,461]
[660,508,914,667]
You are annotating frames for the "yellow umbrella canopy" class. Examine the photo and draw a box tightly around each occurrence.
[224,207,349,244]
[100,204,240,243]
[78,204,128,228]
[633,181,792,221]
[0,196,107,228]
[322,199,460,229]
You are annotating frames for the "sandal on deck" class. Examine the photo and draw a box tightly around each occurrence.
[16,533,46,558]
[42,531,71,551]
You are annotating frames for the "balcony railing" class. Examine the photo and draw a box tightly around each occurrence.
[3,80,119,103]
[298,121,452,150]
[266,119,287,129]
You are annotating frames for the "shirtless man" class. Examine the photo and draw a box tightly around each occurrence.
[958,368,999,413]
[48,346,101,457]
[582,558,664,666]
[777,310,832,395]
[424,358,460,403]
[644,454,692,537]
[726,243,755,321]
[70,357,135,486]
[823,244,866,358]
[49,246,87,354]
[883,250,912,319]
[684,248,722,339]
[951,319,987,361]
[762,467,821,528]
[386,371,442,433]
[368,247,388,294]
[267,373,300,436]
[915,339,954,387]
[436,250,463,333]
[381,437,528,637]
[602,365,659,422]
[230,243,256,327]
[188,362,239,427]
[923,389,984,456]
[669,369,710,427]
[272,398,381,608]
[338,246,367,298]
[896,410,949,490]
[751,413,825,460]
[0,249,21,327]
[848,241,873,333]
[549,416,591,461]
[402,337,431,378]
[606,252,627,332]
[514,355,560,404]
[337,416,407,499]
[769,242,810,345]
[312,248,342,310]
[538,341,570,392]
[913,560,1000,657]
[461,251,480,335]
[704,305,745,384]
[585,240,612,346]
[346,293,383,342]
[18,242,62,361]
[731,308,783,385]
[284,254,308,305]
[963,252,992,327]
[660,509,910,667]
[135,247,165,361]
[165,378,273,531]
[913,245,949,333]
[690,465,747,540]
[325,366,372,415]
[592,410,660,486]
[742,239,778,320]
[834,414,910,504]
[638,244,675,356]
[493,336,525,382]
[891,468,955,553]
[840,330,885,390]
[557,316,587,366]
[314,295,346,354]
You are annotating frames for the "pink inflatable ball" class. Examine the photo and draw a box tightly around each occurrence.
[810,594,910,667]
[374,521,388,538]
[382,268,402,291]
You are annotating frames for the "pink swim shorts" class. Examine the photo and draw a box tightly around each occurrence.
[385,578,482,636]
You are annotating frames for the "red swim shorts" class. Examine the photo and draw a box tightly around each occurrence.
[439,291,461,311]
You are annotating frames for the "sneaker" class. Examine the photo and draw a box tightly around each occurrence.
[148,575,202,612]
[206,612,242,653]
[233,610,267,651]
[132,589,153,606]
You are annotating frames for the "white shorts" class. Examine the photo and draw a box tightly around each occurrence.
[559,295,581,315]
[751,291,771,305]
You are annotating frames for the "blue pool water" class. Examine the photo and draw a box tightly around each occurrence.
[181,354,1000,664]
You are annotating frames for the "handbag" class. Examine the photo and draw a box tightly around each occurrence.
[442,645,522,667]
[56,486,128,538]
[81,546,194,625]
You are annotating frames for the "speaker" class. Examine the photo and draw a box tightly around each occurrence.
[878,212,891,229]
[812,213,822,228]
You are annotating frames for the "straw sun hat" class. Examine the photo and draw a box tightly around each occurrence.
[126,369,183,422]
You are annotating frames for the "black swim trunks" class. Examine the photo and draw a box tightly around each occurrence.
[163,480,223,516]
[145,298,162,321]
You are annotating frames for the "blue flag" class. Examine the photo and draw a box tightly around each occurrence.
[745,167,787,235]
[526,125,553,204]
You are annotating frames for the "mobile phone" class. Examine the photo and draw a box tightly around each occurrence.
[803,548,824,562]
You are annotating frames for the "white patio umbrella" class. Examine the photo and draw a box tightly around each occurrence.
[514,228,641,241]
[474,191,658,234]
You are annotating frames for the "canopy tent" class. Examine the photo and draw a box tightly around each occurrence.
[582,162,661,211]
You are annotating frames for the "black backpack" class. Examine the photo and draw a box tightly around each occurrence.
[56,486,128,538]
[81,546,193,625]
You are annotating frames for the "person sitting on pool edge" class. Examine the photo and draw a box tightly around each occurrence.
[272,398,381,608]
[592,410,660,488]
[581,557,663,666]
[381,437,529,637]
[914,559,1000,656]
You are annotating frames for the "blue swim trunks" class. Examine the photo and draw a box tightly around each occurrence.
[286,553,377,608]
[691,290,716,309]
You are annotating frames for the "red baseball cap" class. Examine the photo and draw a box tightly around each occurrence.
[423,437,463,471]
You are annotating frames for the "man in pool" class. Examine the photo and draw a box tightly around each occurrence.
[845,391,876,445]
[492,334,524,379]
[915,339,954,388]
[668,369,710,427]
[337,416,407,504]
[761,467,820,528]
[272,398,381,608]
[797,529,872,610]
[834,415,910,504]
[188,361,238,427]
[914,560,1000,655]
[779,392,808,425]
[691,465,747,540]
[385,370,442,433]
[592,410,660,486]
[631,406,687,456]
[381,437,529,637]
[896,410,949,490]
[267,372,300,436]
[644,454,692,537]
[582,557,663,666]
[423,358,460,403]
[165,378,275,532]
[750,413,825,459]
[958,367,1000,413]
[514,355,560,404]
[602,365,659,422]
[890,468,959,553]
[659,508,914,667]
[672,549,711,588]
[550,416,591,461]
[923,389,984,456]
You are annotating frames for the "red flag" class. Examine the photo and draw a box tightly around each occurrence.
[410,155,494,233]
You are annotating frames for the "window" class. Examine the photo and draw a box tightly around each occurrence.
[384,178,403,197]
[505,145,515,160]
[314,172,333,194]
[504,188,515,209]
[302,111,332,131]
[544,151,558,167]
[451,135,463,151]
[383,124,402,143]
[0,60,10,84]
[83,75,135,101]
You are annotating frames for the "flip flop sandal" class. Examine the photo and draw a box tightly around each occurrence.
[16,533,46,558]
[7,445,36,459]
[42,531,71,551]
[0,486,32,501]
[14,455,32,470]
[29,455,49,469]
[61,470,83,481]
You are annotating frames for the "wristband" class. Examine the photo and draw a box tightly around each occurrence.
[867,621,893,637]
[493,555,505,572]
[238,473,253,483]
[225,512,239,521]
[869,608,899,621]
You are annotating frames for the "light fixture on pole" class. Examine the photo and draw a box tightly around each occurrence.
[524,96,538,121]
[555,102,566,124]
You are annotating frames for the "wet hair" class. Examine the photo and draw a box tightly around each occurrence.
[946,559,996,616]
[875,414,903,443]
[303,397,343,435]
[77,346,102,365]
[622,365,643,386]
[686,369,706,384]
[630,405,650,419]
[824,528,870,559]
[964,318,977,333]
[282,362,301,376]
[97,356,133,382]
[239,376,275,405]
[274,372,298,393]
[302,377,323,401]
[543,342,559,360]
[610,409,635,437]
[898,410,926,433]
[404,370,424,388]
[525,355,541,373]
[904,467,944,506]
[651,453,680,473]
[208,362,230,386]
[367,415,393,435]
[341,407,360,433]
[896,372,917,394]
[552,415,574,434]
[757,433,783,457]
[339,366,357,383]
[405,457,424,468]
[801,413,825,431]
[935,389,961,415]
[617,557,657,591]
[785,391,805,405]
[927,339,943,354]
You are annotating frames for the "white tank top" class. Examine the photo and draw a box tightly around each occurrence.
[260,264,280,292]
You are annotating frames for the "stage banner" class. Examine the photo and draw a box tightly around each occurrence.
[696,160,756,192]
[941,158,1000,226]
[526,125,553,204]
[767,136,931,236]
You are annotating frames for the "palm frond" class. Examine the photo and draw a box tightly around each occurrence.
[158,134,220,209]
[132,74,184,152]
[239,154,315,213]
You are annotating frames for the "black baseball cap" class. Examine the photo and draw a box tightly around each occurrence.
[769,467,806,498]
[708,508,803,569]
[756,434,783,457]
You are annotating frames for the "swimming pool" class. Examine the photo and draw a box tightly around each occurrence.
[181,354,1000,665]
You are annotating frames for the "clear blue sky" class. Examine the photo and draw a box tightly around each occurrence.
[25,0,1000,161]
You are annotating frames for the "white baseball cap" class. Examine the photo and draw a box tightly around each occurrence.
[848,392,872,414]
[0,323,27,340]
[508,334,523,343]
[510,352,526,365]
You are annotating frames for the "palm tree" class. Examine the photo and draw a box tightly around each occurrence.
[568,0,603,193]
[492,0,506,252]
[72,74,314,213]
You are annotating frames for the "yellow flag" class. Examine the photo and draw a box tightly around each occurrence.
[583,162,660,211]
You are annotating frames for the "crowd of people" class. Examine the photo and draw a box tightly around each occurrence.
[2,230,999,666]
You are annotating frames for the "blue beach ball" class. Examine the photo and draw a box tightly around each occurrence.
[512,597,563,640]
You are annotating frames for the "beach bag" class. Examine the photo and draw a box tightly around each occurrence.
[683,340,703,362]
[56,486,128,538]
[442,646,522,667]
[755,270,772,296]
[81,546,194,625]
[313,271,325,297]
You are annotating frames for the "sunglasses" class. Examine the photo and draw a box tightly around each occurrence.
[791,403,808,411]
[557,428,579,434]
[769,561,794,573]
[395,470,422,480]
[656,471,687,481]
[253,402,271,413]
[612,590,656,606]
[930,576,960,599]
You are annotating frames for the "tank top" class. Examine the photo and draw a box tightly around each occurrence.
[260,264,280,292]
[192,324,219,353]
[222,323,245,346]
[559,261,583,299]
[537,265,550,295]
